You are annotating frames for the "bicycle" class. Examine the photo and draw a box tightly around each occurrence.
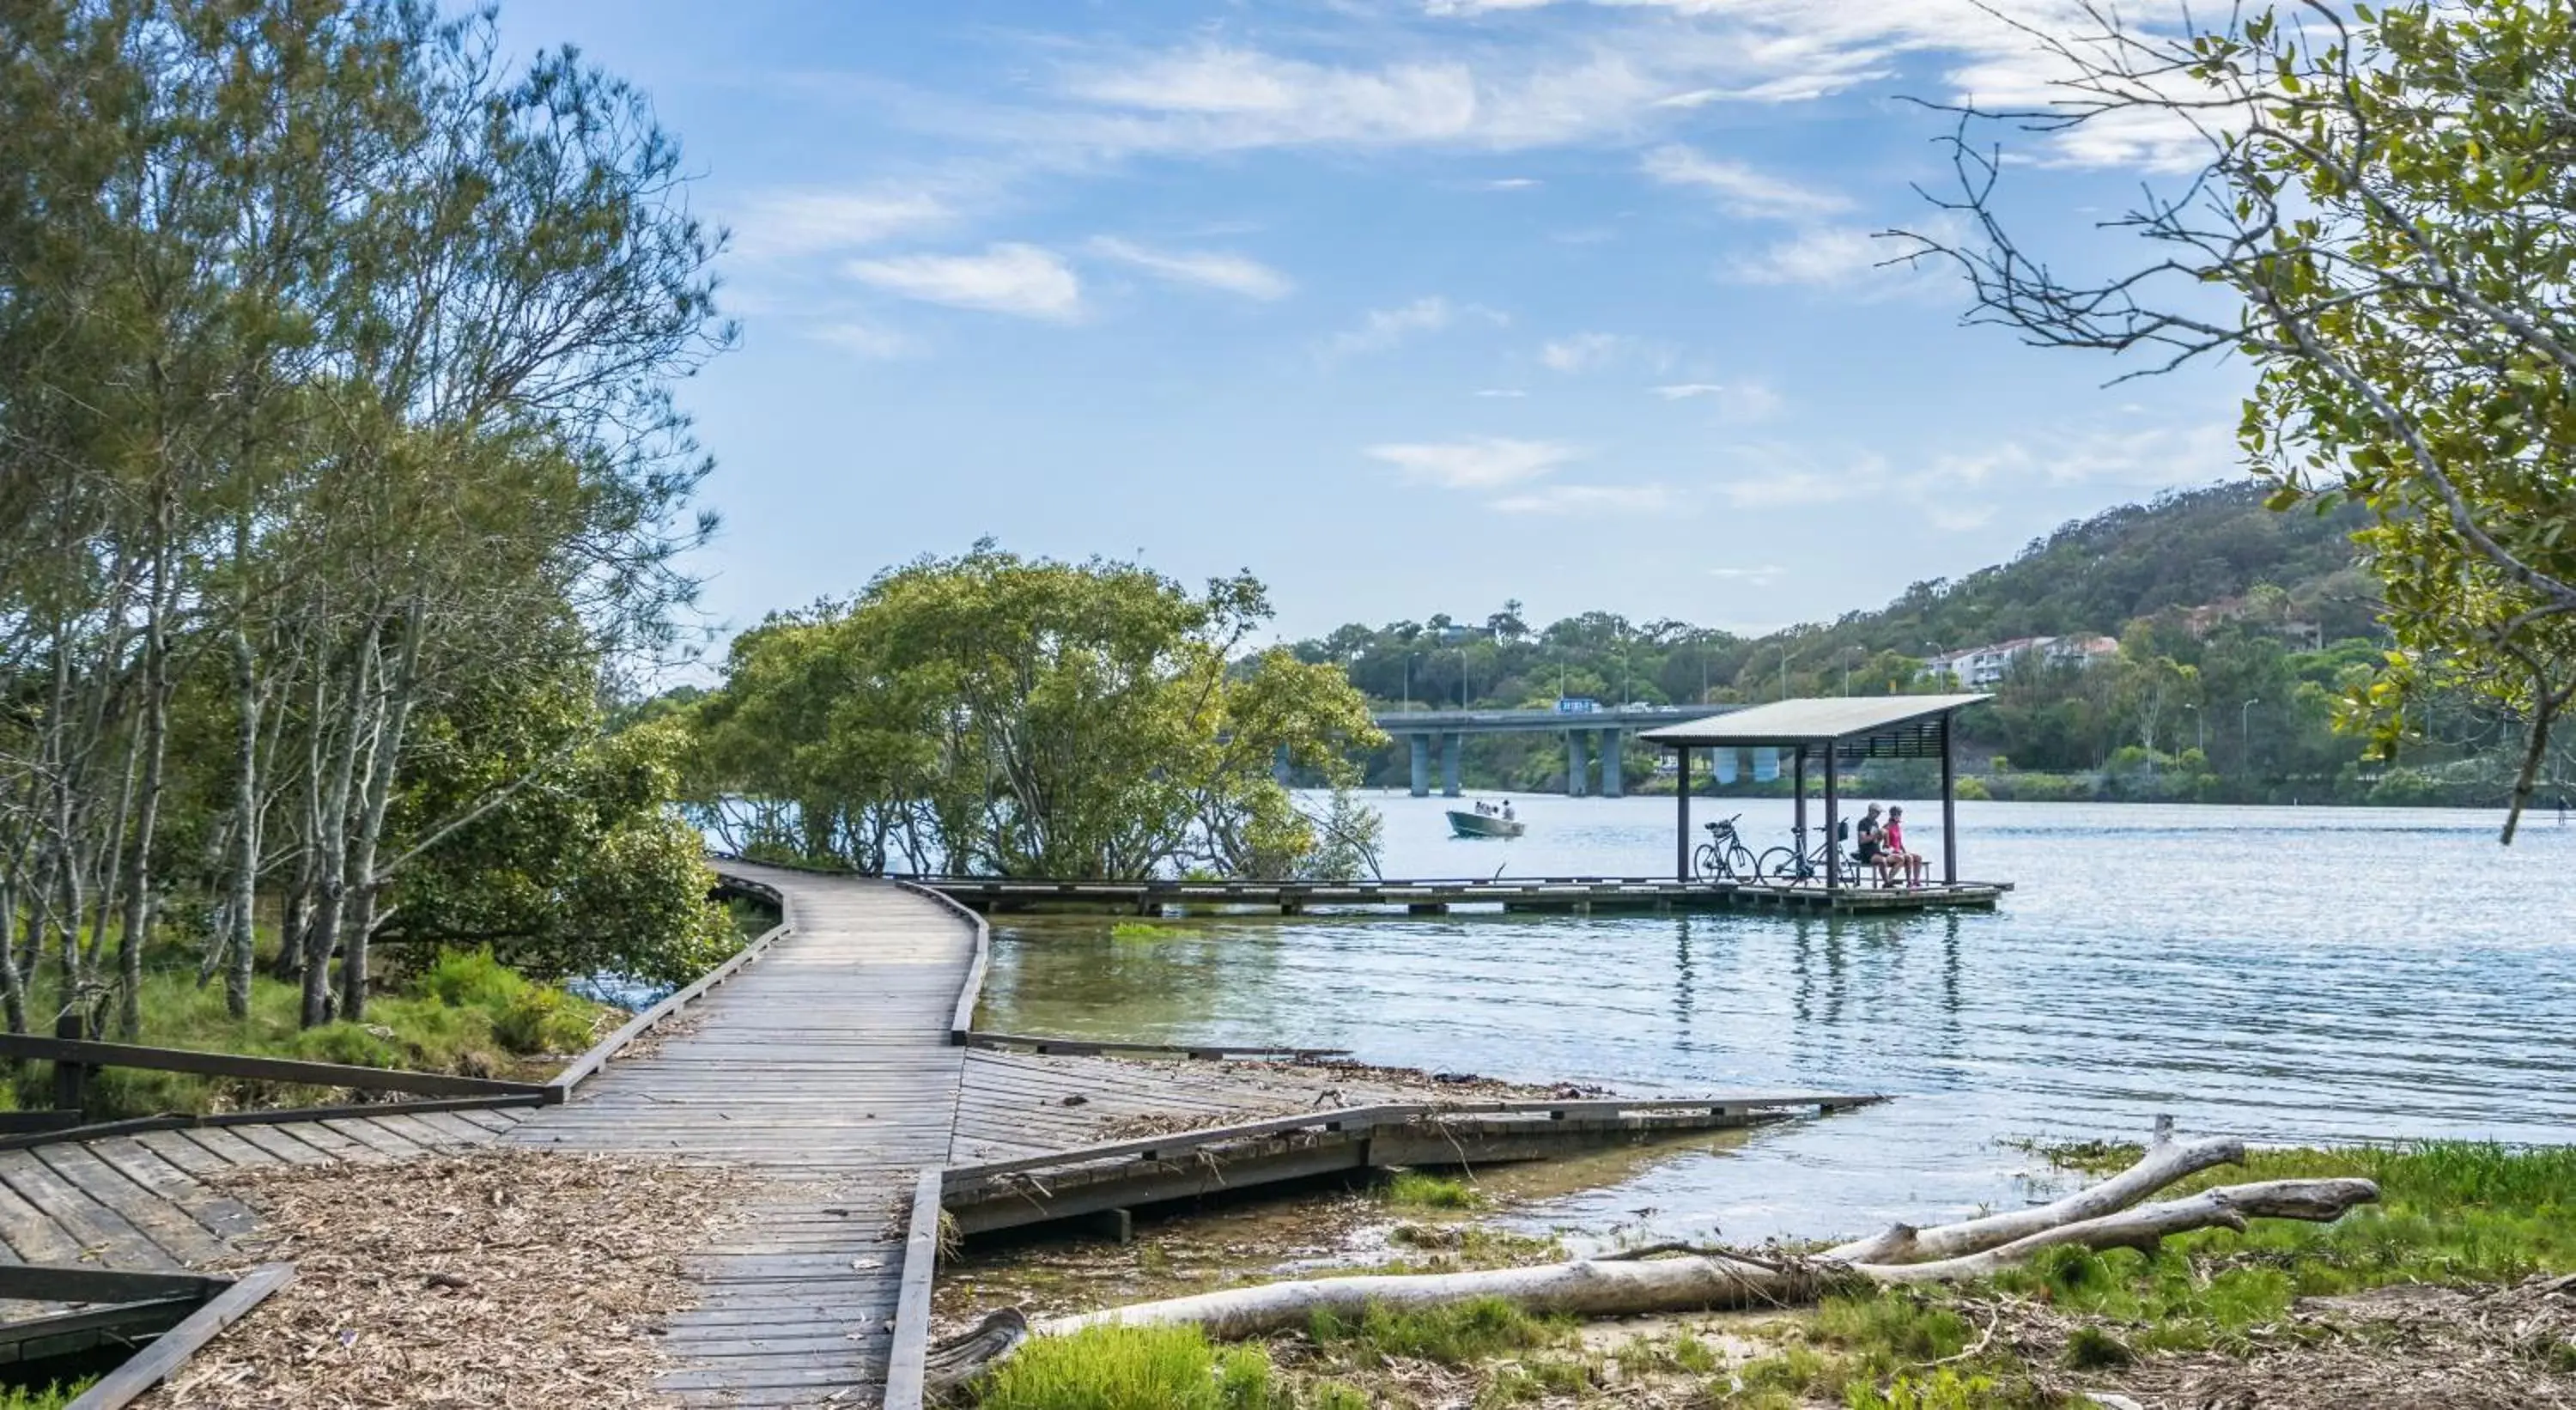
[1758,819,1860,888]
[1692,815,1760,883]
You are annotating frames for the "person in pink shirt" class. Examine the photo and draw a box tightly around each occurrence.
[1883,806,1927,887]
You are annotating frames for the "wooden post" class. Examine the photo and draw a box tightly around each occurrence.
[1940,710,1959,886]
[1674,745,1692,880]
[1823,743,1841,896]
[52,1011,85,1115]
[1792,746,1807,860]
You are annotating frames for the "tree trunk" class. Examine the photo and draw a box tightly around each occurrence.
[302,621,375,1028]
[927,1140,2379,1395]
[226,614,263,1018]
[340,597,423,1024]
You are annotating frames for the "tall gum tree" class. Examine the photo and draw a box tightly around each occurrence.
[1897,0,2576,841]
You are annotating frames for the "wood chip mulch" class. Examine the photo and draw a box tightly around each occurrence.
[143,1149,750,1409]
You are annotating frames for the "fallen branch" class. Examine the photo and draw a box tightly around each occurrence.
[925,1134,2379,1395]
[1828,1135,2245,1265]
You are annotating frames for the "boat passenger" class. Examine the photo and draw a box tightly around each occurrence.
[1883,805,1926,887]
[1501,799,1516,821]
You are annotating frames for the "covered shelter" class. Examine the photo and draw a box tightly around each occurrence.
[1637,695,1992,896]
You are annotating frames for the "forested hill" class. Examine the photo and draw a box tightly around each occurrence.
[1826,481,2379,655]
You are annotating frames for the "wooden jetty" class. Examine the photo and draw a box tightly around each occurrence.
[915,873,2005,915]
[0,860,1889,1407]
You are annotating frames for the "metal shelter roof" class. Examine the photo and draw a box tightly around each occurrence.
[1636,695,1990,759]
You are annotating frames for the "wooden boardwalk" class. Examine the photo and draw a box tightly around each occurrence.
[0,1109,525,1325]
[0,861,1889,1405]
[505,861,975,1407]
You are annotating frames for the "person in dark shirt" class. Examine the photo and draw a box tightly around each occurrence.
[1855,803,1890,885]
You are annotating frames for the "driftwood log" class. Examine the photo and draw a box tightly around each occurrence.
[926,1134,2378,1395]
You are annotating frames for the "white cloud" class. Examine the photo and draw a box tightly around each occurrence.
[1728,226,1941,298]
[846,244,1083,320]
[1482,177,1544,190]
[733,190,952,259]
[1416,0,2215,170]
[1086,237,1293,300]
[1491,483,1674,514]
[1652,380,1783,422]
[1540,332,1622,374]
[1927,504,1997,532]
[1707,564,1786,586]
[1640,144,1850,220]
[1321,296,1503,358]
[1720,470,1857,509]
[1540,331,1668,374]
[809,321,921,360]
[1474,388,1528,398]
[1051,43,1681,153]
[1367,436,1581,489]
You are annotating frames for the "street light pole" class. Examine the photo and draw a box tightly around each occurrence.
[2240,697,2261,768]
[2183,702,2202,756]
[1403,653,1414,711]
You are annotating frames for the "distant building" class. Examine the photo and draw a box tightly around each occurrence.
[1925,634,2118,688]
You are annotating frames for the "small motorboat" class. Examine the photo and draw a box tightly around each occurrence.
[1448,808,1526,839]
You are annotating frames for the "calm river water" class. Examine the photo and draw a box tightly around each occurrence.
[976,795,2576,1245]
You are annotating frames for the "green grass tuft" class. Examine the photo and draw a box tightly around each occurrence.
[1109,922,1191,942]
[1382,1170,1482,1211]
[977,1323,1230,1410]
[0,1381,94,1410]
[1309,1297,1555,1365]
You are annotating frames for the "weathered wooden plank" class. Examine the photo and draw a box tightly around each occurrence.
[26,1145,226,1266]
[63,1264,293,1410]
[0,1154,173,1270]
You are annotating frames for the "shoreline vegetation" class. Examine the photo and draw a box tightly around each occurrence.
[0,896,776,1122]
[947,1138,2576,1410]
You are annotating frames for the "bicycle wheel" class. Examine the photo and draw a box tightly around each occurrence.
[1724,843,1758,882]
[1756,847,1798,884]
[1692,842,1719,881]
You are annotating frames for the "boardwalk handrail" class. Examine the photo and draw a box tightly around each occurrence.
[64,1263,296,1410]
[0,1093,548,1153]
[962,1030,1351,1061]
[0,1033,551,1103]
[550,870,795,1099]
[883,1168,945,1410]
[890,879,990,1044]
[939,1091,1886,1191]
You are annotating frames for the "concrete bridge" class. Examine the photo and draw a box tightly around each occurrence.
[1372,704,1737,798]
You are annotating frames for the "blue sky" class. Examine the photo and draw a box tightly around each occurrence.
[505,0,2245,647]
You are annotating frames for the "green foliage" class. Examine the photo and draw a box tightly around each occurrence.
[973,1328,1336,1410]
[1309,1298,1555,1365]
[0,1382,94,1410]
[1844,1368,2004,1410]
[691,549,1385,879]
[9,943,602,1117]
[1110,922,1191,942]
[1382,1171,1483,1211]
[975,1323,1230,1410]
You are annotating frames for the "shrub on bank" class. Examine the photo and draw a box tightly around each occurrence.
[11,944,613,1117]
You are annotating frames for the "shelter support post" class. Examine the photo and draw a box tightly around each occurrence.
[1674,745,1692,880]
[1824,745,1841,896]
[1941,712,1958,885]
[1566,730,1591,798]
[1441,733,1463,799]
[1409,735,1430,798]
[1792,747,1807,851]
